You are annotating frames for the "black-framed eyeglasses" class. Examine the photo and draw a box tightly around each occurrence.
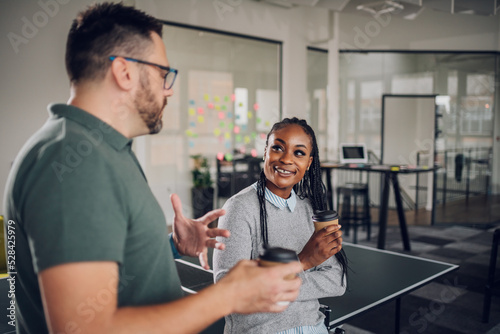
[109,56,178,90]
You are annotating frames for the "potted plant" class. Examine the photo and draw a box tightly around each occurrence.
[190,154,215,220]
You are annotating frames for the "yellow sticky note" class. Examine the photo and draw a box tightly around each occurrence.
[188,108,195,116]
[198,116,205,123]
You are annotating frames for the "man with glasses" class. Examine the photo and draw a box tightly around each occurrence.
[4,3,301,333]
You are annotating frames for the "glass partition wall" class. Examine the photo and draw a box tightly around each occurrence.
[339,51,497,226]
[134,23,282,221]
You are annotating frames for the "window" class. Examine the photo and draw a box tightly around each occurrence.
[338,51,497,224]
[134,23,282,221]
[307,48,328,159]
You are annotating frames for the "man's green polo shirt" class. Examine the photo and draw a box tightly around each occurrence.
[4,104,183,333]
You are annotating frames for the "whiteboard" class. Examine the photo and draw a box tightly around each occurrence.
[382,95,436,211]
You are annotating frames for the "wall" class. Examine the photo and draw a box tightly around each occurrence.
[337,8,499,51]
[0,0,85,211]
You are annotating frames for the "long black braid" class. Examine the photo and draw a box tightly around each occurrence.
[257,117,348,283]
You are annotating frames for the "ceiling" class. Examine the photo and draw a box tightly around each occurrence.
[252,0,500,18]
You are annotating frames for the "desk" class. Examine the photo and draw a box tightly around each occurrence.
[175,244,458,334]
[321,163,435,251]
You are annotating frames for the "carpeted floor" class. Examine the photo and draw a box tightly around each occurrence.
[339,223,500,334]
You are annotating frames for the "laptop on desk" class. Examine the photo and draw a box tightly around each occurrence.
[340,143,368,165]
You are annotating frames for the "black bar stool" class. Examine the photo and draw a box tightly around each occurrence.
[482,228,500,323]
[336,183,371,244]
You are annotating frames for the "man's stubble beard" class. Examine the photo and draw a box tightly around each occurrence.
[135,72,167,135]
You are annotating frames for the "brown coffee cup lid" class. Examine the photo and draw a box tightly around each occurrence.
[312,210,339,222]
[260,247,298,263]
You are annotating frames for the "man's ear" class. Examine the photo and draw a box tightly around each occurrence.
[110,57,137,91]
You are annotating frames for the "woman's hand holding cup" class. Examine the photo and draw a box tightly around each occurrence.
[298,210,343,270]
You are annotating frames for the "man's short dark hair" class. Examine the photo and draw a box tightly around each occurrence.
[65,2,163,84]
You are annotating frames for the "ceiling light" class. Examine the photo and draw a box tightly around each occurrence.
[357,1,404,16]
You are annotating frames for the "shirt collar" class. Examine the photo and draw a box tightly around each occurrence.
[49,103,132,151]
[253,182,297,212]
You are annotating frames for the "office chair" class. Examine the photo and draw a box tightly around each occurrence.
[336,183,371,244]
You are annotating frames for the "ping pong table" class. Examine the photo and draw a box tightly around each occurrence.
[176,244,458,333]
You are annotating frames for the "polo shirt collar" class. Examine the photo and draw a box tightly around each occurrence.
[253,182,297,212]
[49,103,132,151]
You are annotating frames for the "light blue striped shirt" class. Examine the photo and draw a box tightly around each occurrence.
[252,182,297,212]
[278,321,329,334]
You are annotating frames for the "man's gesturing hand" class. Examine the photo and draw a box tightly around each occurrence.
[170,194,230,269]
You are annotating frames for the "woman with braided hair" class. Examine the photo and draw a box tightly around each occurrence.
[214,117,347,334]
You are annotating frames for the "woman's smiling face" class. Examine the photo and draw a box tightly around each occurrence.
[263,124,313,199]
